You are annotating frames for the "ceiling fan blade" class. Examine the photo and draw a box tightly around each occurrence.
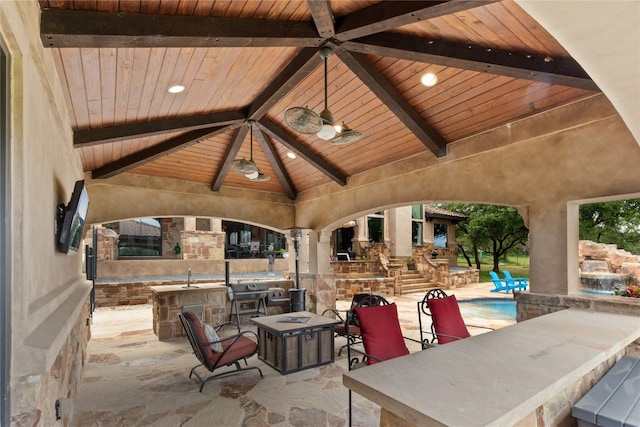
[330,129,364,145]
[231,158,258,175]
[250,171,271,181]
[284,107,322,134]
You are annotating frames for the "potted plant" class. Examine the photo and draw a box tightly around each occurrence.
[405,257,416,270]
[278,248,289,259]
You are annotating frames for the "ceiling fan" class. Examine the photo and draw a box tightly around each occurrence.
[230,122,270,181]
[284,47,363,145]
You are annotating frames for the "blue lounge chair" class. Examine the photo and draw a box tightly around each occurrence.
[503,270,528,291]
[489,271,516,294]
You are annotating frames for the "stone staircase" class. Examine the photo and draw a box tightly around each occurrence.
[390,258,437,295]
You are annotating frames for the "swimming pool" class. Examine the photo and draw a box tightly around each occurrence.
[458,298,516,320]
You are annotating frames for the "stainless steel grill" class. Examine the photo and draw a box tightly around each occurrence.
[227,282,270,327]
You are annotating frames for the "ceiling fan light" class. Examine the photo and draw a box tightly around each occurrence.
[317,123,337,140]
[317,109,337,140]
[245,170,259,179]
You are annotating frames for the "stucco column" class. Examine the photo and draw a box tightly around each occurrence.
[353,215,369,254]
[210,218,221,232]
[308,230,332,274]
[388,206,412,258]
[527,200,579,294]
[184,216,196,231]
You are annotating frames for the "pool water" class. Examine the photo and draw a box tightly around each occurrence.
[458,298,516,320]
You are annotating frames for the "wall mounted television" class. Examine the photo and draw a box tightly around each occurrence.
[56,179,90,254]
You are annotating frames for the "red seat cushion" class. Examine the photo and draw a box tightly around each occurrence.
[354,303,409,365]
[428,295,470,344]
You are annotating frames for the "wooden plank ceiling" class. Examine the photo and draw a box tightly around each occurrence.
[38,0,599,200]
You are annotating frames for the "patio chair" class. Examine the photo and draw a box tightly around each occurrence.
[489,271,518,294]
[321,293,372,356]
[346,295,418,426]
[178,311,263,392]
[417,289,494,346]
[503,270,529,291]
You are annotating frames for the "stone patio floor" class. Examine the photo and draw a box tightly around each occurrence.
[72,282,514,427]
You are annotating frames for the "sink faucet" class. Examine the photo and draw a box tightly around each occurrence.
[187,269,192,287]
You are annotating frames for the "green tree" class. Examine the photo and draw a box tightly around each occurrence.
[441,203,529,272]
[579,199,640,254]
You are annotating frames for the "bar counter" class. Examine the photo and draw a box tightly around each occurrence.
[343,308,640,426]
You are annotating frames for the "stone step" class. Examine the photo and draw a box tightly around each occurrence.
[399,282,437,295]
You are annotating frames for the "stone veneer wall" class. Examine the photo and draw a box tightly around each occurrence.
[514,291,640,322]
[180,230,225,260]
[11,299,91,426]
[152,287,228,340]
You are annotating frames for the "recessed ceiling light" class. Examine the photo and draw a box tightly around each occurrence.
[168,85,185,94]
[287,152,296,159]
[420,72,438,87]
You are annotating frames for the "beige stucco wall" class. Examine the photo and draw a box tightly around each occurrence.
[1,1,92,424]
[86,95,640,296]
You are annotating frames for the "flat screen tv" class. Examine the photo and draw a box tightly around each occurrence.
[56,179,90,254]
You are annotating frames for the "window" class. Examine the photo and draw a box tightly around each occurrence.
[412,205,423,245]
[434,223,448,248]
[368,212,384,243]
[117,218,162,257]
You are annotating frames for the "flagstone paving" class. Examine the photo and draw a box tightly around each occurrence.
[73,283,514,426]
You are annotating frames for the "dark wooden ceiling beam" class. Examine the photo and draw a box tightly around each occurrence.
[334,1,498,41]
[254,127,297,200]
[337,48,447,157]
[307,0,335,38]
[248,48,324,120]
[92,126,232,179]
[40,8,323,48]
[74,111,245,147]
[257,119,347,186]
[343,33,599,91]
[211,125,249,192]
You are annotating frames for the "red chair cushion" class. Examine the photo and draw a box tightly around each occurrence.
[354,303,409,365]
[428,295,470,344]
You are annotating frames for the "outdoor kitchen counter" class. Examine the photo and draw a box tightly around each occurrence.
[151,282,227,340]
[343,308,640,426]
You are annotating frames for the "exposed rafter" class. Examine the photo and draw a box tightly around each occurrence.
[343,33,600,91]
[307,0,335,39]
[93,126,232,179]
[40,8,323,48]
[337,48,447,157]
[74,111,245,147]
[248,48,325,120]
[211,125,249,192]
[254,128,297,200]
[257,119,347,186]
[334,1,500,41]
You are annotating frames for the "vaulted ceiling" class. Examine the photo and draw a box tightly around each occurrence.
[38,0,599,200]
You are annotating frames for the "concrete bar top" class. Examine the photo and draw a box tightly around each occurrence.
[149,282,226,294]
[343,308,640,426]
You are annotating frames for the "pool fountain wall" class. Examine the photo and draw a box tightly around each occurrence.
[579,240,640,293]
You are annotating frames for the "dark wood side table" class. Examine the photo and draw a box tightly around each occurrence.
[251,311,340,375]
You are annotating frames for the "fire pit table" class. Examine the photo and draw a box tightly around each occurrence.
[251,311,340,375]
